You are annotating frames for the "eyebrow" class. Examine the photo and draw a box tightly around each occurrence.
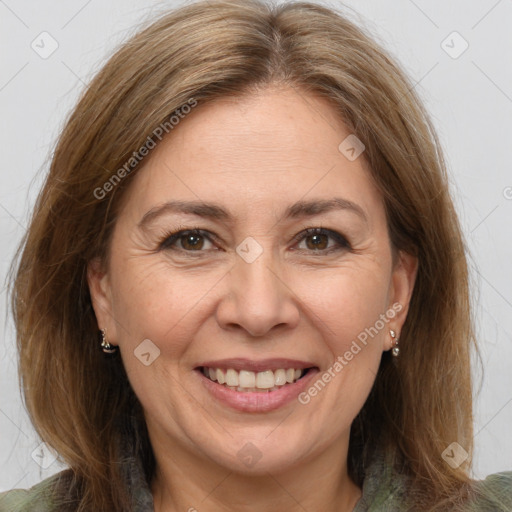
[138,197,368,229]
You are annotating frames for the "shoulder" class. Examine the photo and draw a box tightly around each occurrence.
[469,470,512,511]
[0,469,76,512]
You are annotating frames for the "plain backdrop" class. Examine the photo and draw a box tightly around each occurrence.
[1,0,511,492]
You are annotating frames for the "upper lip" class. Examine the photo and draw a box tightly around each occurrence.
[196,358,317,373]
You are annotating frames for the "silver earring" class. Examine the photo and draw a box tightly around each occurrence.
[390,329,400,357]
[100,328,117,354]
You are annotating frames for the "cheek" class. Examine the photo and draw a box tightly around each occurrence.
[110,255,215,333]
[297,272,389,427]
[293,274,390,447]
[107,257,195,366]
[296,264,391,347]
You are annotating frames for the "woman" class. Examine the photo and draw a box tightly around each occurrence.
[1,0,511,510]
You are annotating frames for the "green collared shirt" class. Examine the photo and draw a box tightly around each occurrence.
[1,444,511,511]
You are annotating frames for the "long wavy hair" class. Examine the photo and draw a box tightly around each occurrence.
[10,1,478,510]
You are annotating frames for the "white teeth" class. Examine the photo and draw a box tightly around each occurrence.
[202,366,307,391]
[256,370,275,389]
[225,369,238,387]
[238,370,256,388]
[274,369,287,386]
[216,368,225,384]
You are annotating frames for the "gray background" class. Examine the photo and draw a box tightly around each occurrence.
[1,0,511,491]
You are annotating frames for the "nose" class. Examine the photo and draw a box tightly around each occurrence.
[215,250,301,337]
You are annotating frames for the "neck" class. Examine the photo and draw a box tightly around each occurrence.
[150,435,361,512]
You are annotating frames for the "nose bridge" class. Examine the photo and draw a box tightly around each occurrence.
[217,240,299,336]
[237,249,281,301]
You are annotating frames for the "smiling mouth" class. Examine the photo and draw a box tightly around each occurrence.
[197,366,315,393]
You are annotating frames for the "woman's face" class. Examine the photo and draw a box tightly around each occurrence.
[89,85,416,475]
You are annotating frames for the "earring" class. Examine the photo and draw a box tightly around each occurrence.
[100,328,118,354]
[390,329,400,357]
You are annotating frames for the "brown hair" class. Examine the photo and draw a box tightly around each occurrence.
[10,1,478,510]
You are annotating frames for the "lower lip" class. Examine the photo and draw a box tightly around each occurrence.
[195,368,320,412]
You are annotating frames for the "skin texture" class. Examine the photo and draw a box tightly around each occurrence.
[88,85,418,512]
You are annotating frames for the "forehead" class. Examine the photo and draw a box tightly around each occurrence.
[163,86,352,171]
[119,86,384,226]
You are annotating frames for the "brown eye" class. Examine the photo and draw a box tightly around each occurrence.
[294,228,350,253]
[160,229,215,252]
[180,233,205,250]
[304,233,329,250]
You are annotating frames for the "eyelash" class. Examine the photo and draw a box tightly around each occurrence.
[158,226,351,255]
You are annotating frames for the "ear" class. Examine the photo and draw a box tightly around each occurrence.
[87,257,119,343]
[386,250,418,349]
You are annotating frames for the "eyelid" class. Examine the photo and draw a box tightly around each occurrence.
[291,226,351,251]
[158,226,350,253]
[158,226,219,251]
